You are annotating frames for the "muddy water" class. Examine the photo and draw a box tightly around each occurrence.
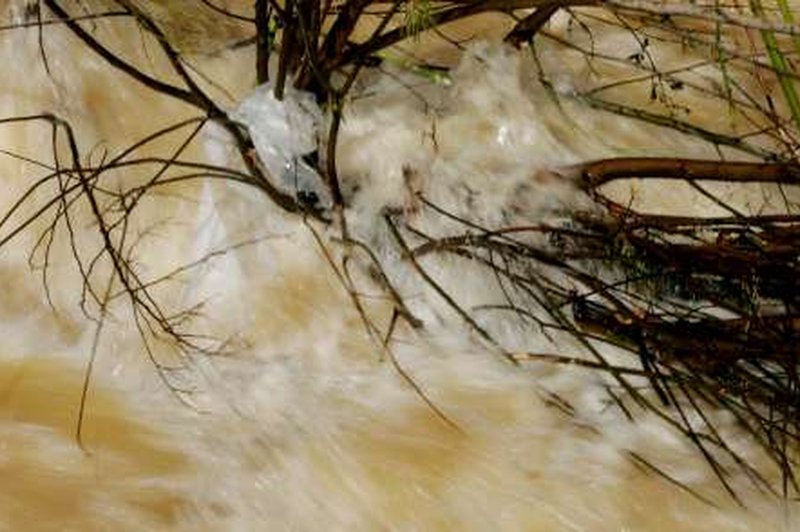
[0,357,189,530]
[0,1,797,530]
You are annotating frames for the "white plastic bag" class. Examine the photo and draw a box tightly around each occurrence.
[230,84,328,207]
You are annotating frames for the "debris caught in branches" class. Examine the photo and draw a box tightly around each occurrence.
[1,0,799,505]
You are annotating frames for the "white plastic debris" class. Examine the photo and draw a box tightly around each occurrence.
[230,84,328,207]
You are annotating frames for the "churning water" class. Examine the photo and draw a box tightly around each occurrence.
[0,1,797,530]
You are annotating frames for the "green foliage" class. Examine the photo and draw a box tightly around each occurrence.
[404,0,434,40]
[751,0,800,139]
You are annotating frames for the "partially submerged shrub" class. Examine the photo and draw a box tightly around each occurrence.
[1,0,799,503]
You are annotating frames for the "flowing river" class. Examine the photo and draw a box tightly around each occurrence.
[0,1,797,529]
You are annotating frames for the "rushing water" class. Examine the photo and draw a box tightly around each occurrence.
[0,1,797,530]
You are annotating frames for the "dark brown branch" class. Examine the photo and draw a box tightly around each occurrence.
[505,2,561,46]
[580,157,800,190]
[255,0,272,83]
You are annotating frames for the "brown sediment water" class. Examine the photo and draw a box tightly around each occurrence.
[0,1,797,530]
